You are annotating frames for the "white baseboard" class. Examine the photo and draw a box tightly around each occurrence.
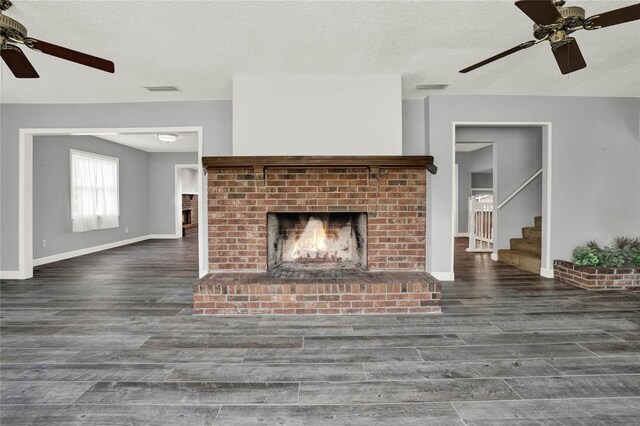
[148,234,181,239]
[455,233,469,238]
[0,270,23,280]
[431,271,455,281]
[32,235,150,267]
[540,267,554,278]
[491,253,499,261]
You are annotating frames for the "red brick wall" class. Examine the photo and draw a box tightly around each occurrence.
[182,195,198,225]
[554,260,640,291]
[208,167,427,271]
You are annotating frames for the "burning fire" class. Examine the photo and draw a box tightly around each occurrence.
[290,217,339,260]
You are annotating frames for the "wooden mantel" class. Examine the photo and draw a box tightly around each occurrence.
[202,156,437,174]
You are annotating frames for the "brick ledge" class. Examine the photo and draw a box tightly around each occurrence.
[193,271,442,315]
[553,260,640,291]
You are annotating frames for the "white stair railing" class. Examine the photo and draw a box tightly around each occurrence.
[467,194,493,252]
[497,168,542,210]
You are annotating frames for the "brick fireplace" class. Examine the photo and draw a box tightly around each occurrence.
[194,156,440,315]
[182,194,198,237]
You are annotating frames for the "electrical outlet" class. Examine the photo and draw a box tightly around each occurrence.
[125,227,129,233]
[41,239,46,247]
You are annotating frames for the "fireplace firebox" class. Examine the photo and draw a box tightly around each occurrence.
[267,212,367,270]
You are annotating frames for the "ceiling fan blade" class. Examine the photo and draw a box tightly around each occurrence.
[515,0,563,25]
[24,38,114,73]
[585,3,640,29]
[459,41,536,73]
[1,45,39,78]
[552,39,587,74]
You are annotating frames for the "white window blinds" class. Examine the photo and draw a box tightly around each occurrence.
[70,149,119,232]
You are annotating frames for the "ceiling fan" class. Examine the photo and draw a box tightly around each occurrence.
[0,0,114,78]
[460,0,640,75]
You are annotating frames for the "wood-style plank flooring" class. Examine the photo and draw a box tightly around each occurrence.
[1,236,639,425]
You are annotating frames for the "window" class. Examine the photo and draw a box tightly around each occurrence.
[70,149,119,232]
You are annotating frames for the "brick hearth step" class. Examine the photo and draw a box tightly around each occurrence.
[193,271,441,315]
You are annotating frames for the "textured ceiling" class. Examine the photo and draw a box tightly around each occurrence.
[95,132,198,153]
[1,0,639,103]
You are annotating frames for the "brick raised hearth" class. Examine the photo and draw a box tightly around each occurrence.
[195,156,439,315]
[194,270,441,315]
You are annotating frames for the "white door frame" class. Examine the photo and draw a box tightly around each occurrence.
[451,122,553,278]
[16,126,208,279]
[454,164,459,236]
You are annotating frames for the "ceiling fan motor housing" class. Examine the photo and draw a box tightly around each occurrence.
[0,13,26,44]
[533,6,585,39]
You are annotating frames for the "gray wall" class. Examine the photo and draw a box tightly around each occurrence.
[472,173,492,188]
[470,145,493,173]
[1,101,231,271]
[426,95,640,276]
[181,168,198,194]
[32,136,150,259]
[3,96,639,277]
[149,153,198,235]
[402,100,426,155]
[457,127,542,253]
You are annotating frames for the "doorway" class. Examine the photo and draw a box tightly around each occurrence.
[18,126,207,279]
[452,123,551,277]
[176,165,199,239]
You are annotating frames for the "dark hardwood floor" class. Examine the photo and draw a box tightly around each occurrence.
[1,236,639,425]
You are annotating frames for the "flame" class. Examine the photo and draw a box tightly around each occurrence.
[290,217,328,258]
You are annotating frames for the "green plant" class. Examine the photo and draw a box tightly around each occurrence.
[586,240,602,251]
[572,246,600,266]
[597,247,627,268]
[613,237,640,251]
[613,237,640,264]
[572,236,640,268]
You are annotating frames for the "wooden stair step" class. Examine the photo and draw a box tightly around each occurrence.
[522,227,541,241]
[498,249,541,274]
[510,238,541,256]
[534,216,542,229]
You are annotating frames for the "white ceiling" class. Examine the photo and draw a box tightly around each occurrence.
[455,142,493,152]
[94,132,198,153]
[1,1,639,103]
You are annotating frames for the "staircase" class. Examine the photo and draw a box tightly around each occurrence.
[497,216,541,274]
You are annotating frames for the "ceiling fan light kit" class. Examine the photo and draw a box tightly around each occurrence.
[1,0,115,78]
[459,0,640,75]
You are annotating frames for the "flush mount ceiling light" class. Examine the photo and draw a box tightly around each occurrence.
[158,133,177,143]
